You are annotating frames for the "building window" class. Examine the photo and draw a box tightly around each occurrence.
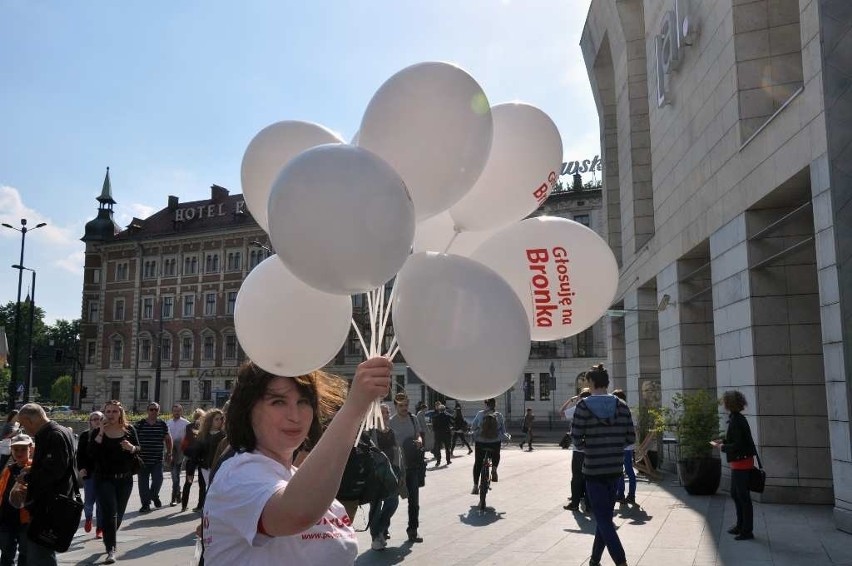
[226,251,242,272]
[161,336,172,361]
[183,294,195,318]
[224,334,237,360]
[205,253,220,273]
[114,298,125,321]
[140,338,151,362]
[86,340,96,365]
[226,291,237,315]
[139,380,149,401]
[88,300,99,323]
[162,296,174,319]
[110,381,121,400]
[143,260,157,279]
[115,262,129,281]
[539,373,551,401]
[576,328,594,357]
[225,380,233,391]
[180,380,191,400]
[523,373,534,401]
[574,214,590,226]
[112,337,123,363]
[249,249,267,269]
[183,255,198,275]
[181,336,193,361]
[203,335,215,361]
[204,292,216,316]
[142,297,153,319]
[92,269,101,284]
[201,380,212,401]
[163,257,177,277]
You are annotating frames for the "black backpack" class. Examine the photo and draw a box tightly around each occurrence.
[337,436,398,505]
[480,412,499,438]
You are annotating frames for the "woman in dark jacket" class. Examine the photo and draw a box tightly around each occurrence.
[89,400,141,564]
[77,411,104,538]
[712,390,756,540]
[181,408,205,512]
[194,408,225,512]
[450,405,472,455]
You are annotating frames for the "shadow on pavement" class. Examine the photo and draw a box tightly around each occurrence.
[122,511,201,531]
[616,502,653,525]
[118,531,196,560]
[458,506,506,526]
[354,542,413,564]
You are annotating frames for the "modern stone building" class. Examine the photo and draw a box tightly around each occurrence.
[78,170,607,421]
[581,0,851,531]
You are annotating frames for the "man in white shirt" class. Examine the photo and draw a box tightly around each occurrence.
[388,394,424,543]
[166,404,190,507]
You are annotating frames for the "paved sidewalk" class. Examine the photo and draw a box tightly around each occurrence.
[56,446,851,565]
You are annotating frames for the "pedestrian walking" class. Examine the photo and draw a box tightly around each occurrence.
[166,404,189,507]
[195,408,225,512]
[613,390,637,504]
[134,402,172,513]
[10,403,77,566]
[450,404,472,455]
[571,364,634,566]
[562,389,591,511]
[470,398,506,494]
[712,390,757,541]
[368,403,400,551]
[0,433,33,566]
[415,402,434,462]
[388,393,425,543]
[89,400,142,564]
[77,410,105,538]
[180,408,205,512]
[520,407,535,451]
[431,403,453,466]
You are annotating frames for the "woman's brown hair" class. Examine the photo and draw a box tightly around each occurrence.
[198,408,224,442]
[226,361,348,452]
[721,390,747,413]
[103,399,128,429]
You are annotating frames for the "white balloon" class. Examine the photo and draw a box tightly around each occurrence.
[241,121,344,233]
[359,62,493,221]
[234,255,352,376]
[393,252,531,401]
[413,211,495,257]
[267,144,415,295]
[450,103,563,231]
[471,216,619,341]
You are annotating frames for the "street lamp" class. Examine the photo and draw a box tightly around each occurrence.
[11,265,35,402]
[2,219,46,407]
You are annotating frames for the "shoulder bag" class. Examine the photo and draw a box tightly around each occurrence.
[27,429,84,553]
[748,453,766,493]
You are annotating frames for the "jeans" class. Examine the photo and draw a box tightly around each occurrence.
[404,468,420,532]
[137,461,164,507]
[433,434,452,464]
[570,451,589,506]
[26,534,56,566]
[586,476,626,565]
[368,494,399,539]
[472,441,501,484]
[83,476,103,528]
[169,449,184,502]
[730,469,753,534]
[95,475,134,552]
[0,525,27,566]
[616,450,636,499]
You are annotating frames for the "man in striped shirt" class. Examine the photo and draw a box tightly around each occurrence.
[135,402,173,514]
[571,365,634,566]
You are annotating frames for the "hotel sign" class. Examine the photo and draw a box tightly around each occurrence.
[175,200,247,222]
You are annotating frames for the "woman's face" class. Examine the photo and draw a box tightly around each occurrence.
[251,376,314,456]
[89,414,103,430]
[211,413,224,431]
[380,405,390,421]
[103,404,121,425]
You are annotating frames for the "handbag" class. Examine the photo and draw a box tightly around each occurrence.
[131,452,145,475]
[27,431,84,553]
[748,453,766,493]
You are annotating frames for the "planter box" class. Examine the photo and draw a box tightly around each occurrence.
[678,457,721,495]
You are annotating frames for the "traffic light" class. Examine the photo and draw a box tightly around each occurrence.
[81,386,88,399]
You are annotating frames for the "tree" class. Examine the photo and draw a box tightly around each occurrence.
[50,375,72,405]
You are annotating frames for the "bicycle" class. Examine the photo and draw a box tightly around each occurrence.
[478,447,494,512]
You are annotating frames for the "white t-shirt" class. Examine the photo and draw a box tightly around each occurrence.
[204,451,357,565]
[167,417,189,446]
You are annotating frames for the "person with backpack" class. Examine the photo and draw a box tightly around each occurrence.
[388,393,425,543]
[470,398,506,495]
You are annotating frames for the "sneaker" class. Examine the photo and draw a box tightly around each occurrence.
[153,497,162,508]
[104,550,116,564]
[406,530,423,543]
[371,536,386,551]
[589,559,602,566]
[139,505,151,514]
[734,532,754,541]
[563,502,579,511]
[384,531,390,540]
[84,518,92,533]
[471,485,479,495]
[727,525,741,535]
[447,460,452,465]
[96,528,103,539]
[192,507,203,513]
[170,499,178,507]
[491,469,498,482]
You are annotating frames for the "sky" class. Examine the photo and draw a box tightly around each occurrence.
[0,0,598,325]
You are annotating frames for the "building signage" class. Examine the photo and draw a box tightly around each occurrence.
[655,0,692,107]
[174,200,247,222]
[561,156,602,176]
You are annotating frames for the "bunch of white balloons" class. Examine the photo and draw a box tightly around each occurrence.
[235,61,618,405]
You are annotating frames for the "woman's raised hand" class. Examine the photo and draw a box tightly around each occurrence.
[348,356,392,411]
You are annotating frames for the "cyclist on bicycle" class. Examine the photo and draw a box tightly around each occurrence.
[470,398,506,495]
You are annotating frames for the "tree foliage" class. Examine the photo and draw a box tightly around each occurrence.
[51,375,73,405]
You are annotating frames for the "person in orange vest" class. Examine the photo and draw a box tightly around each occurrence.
[0,433,34,566]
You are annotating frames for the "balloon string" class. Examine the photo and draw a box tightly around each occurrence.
[379,279,398,340]
[350,319,369,358]
[442,224,462,254]
[377,284,386,353]
[366,290,377,357]
[385,336,397,359]
[387,344,400,362]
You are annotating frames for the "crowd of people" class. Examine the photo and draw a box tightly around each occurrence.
[0,360,757,566]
